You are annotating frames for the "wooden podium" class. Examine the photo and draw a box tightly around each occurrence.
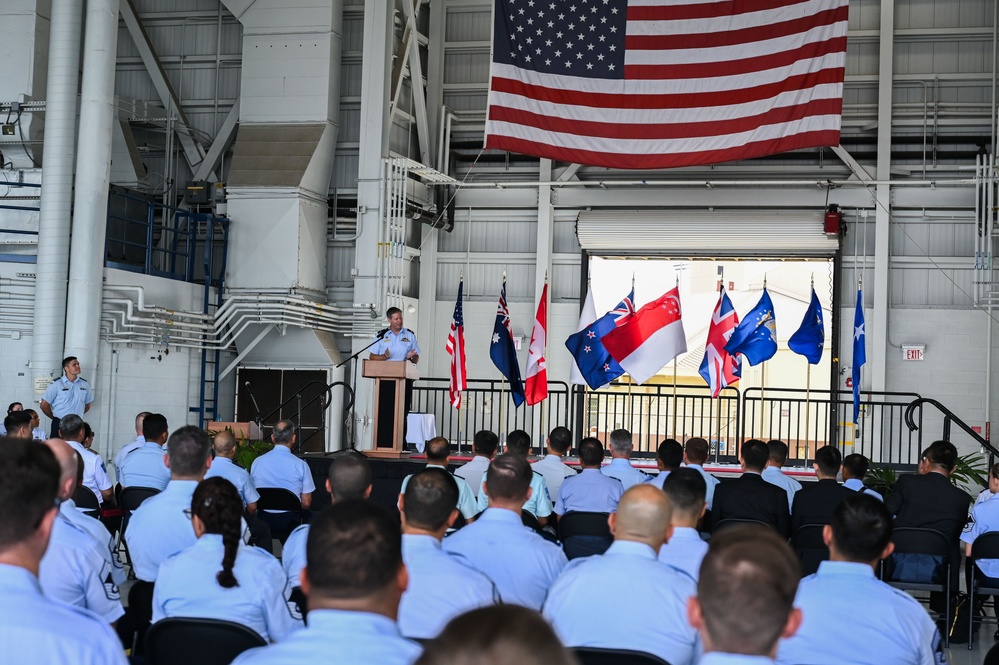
[362,359,419,458]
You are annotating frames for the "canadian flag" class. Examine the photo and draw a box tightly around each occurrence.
[525,282,548,405]
[602,286,687,385]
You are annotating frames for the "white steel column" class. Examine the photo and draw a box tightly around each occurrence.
[65,0,121,371]
[872,0,894,395]
[32,0,83,387]
[352,0,394,449]
[533,158,554,441]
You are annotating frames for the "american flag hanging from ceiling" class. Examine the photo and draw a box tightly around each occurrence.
[484,0,850,169]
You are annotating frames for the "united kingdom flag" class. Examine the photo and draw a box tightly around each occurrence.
[698,288,742,398]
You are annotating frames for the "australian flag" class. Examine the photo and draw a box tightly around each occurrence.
[725,288,778,366]
[788,287,825,364]
[490,277,525,407]
[565,287,635,390]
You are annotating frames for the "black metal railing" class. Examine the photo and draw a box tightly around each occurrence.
[256,380,355,452]
[905,397,999,466]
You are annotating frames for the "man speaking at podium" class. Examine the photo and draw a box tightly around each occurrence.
[369,307,420,448]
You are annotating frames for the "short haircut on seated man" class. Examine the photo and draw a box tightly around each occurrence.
[328,450,373,502]
[813,445,842,477]
[663,467,708,518]
[548,426,572,455]
[58,413,85,440]
[213,430,237,455]
[740,439,770,471]
[404,467,460,531]
[767,439,789,465]
[685,437,710,465]
[425,436,451,463]
[484,454,532,503]
[657,438,685,469]
[830,494,893,563]
[0,439,60,551]
[272,420,295,445]
[609,428,633,455]
[578,437,605,467]
[696,526,800,655]
[415,605,577,665]
[473,430,499,457]
[305,499,402,600]
[842,453,870,480]
[142,413,169,442]
[4,410,32,435]
[505,430,531,457]
[166,425,211,477]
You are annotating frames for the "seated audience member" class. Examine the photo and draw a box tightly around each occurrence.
[688,527,801,665]
[118,413,171,490]
[777,495,945,665]
[206,430,272,553]
[476,430,553,525]
[283,450,373,589]
[532,426,578,499]
[762,439,803,511]
[59,449,127,586]
[415,605,577,665]
[602,428,650,489]
[555,437,624,516]
[126,426,213,581]
[398,468,498,638]
[38,438,125,628]
[232,501,422,665]
[26,409,47,440]
[0,439,126,664]
[659,468,709,580]
[544,484,699,665]
[684,437,720,511]
[710,439,790,537]
[649,438,685,489]
[153,477,302,642]
[444,454,567,610]
[791,445,855,532]
[113,412,149,482]
[962,463,999,596]
[251,419,316,512]
[455,430,498,498]
[3,411,33,440]
[60,414,113,505]
[842,453,883,501]
[400,436,477,521]
[0,401,22,435]
[885,440,970,586]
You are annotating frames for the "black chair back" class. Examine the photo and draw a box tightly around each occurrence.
[73,485,101,517]
[256,487,305,511]
[885,527,952,647]
[145,617,266,665]
[120,486,161,518]
[522,510,543,532]
[571,647,671,665]
[128,580,156,656]
[967,531,999,647]
[558,512,613,560]
[792,524,829,577]
[256,487,307,543]
[712,518,772,533]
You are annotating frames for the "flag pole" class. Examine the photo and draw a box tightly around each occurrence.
[803,273,813,463]
[672,273,679,437]
[542,271,549,444]
[628,273,636,431]
[759,275,767,439]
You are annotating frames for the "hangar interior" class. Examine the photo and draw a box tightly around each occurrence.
[0,0,997,463]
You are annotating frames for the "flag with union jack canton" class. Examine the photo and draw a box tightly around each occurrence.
[699,288,741,398]
[490,276,526,407]
[565,287,635,390]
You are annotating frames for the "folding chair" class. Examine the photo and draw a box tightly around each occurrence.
[128,580,156,657]
[885,527,953,648]
[968,531,999,647]
[117,486,161,576]
[558,511,613,560]
[571,646,671,665]
[712,518,773,534]
[73,485,101,518]
[256,487,308,543]
[145,617,266,665]
[792,524,830,577]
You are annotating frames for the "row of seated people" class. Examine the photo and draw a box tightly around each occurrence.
[0,401,48,439]
[1,433,957,665]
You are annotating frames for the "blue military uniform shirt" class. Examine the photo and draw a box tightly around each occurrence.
[119,441,170,490]
[602,457,651,490]
[400,464,478,520]
[555,468,623,515]
[372,328,421,361]
[476,470,553,519]
[962,492,999,578]
[443,507,566,610]
[206,456,261,507]
[686,463,720,510]
[658,526,709,581]
[762,466,803,512]
[42,374,95,418]
[125,479,199,581]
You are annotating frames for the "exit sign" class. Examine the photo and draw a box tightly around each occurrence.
[903,345,925,361]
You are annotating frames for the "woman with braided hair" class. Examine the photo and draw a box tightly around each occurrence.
[152,477,303,642]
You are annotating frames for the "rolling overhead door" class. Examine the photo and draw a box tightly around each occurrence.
[576,209,840,258]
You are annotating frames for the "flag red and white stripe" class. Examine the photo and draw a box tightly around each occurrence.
[485,0,849,169]
[445,280,467,409]
[525,282,549,405]
[601,286,687,384]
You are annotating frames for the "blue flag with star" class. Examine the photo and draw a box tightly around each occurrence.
[852,289,866,424]
[565,287,634,390]
[490,278,525,407]
[724,288,778,366]
[788,287,825,364]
